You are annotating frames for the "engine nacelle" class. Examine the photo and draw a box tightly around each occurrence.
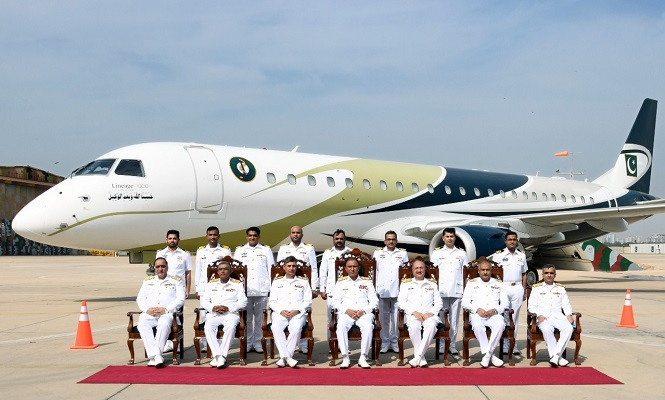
[428,225,507,260]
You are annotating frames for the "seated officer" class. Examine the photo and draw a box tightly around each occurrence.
[397,259,443,367]
[527,264,575,367]
[268,256,313,368]
[331,257,379,369]
[200,260,248,368]
[461,258,508,368]
[136,257,185,368]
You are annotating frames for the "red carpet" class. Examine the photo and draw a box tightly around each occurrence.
[80,366,621,386]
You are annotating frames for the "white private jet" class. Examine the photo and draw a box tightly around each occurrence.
[13,99,663,276]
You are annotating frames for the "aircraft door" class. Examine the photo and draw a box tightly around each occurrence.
[185,146,224,213]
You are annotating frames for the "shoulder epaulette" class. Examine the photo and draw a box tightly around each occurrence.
[435,246,442,250]
[495,278,502,282]
[236,245,242,249]
[376,247,383,250]
[222,245,229,249]
[338,276,350,282]
[401,277,412,283]
[274,275,284,280]
[555,282,566,288]
[427,277,437,283]
[171,275,181,281]
[281,243,289,246]
[209,277,220,283]
[360,276,371,280]
[144,275,155,281]
[399,248,406,251]
[231,278,241,283]
[306,243,313,246]
[532,282,544,287]
[198,245,205,249]
[517,249,523,253]
[496,249,503,254]
[469,277,478,282]
[297,275,308,280]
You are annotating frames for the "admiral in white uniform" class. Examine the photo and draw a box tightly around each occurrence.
[268,256,313,367]
[156,229,191,296]
[200,260,248,368]
[430,227,468,355]
[332,257,379,369]
[373,231,408,353]
[136,257,185,368]
[461,258,508,368]
[194,226,232,296]
[397,259,443,367]
[489,231,527,354]
[233,226,275,352]
[527,264,575,367]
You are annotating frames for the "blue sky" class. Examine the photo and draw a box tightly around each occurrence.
[2,1,665,238]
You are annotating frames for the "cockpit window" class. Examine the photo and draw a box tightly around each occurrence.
[73,159,116,176]
[115,159,145,177]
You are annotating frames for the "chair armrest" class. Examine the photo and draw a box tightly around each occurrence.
[372,308,381,331]
[398,308,405,331]
[261,308,270,331]
[329,308,338,332]
[527,312,539,333]
[440,308,451,331]
[238,309,246,330]
[503,308,515,330]
[572,312,582,332]
[127,311,141,332]
[462,308,471,330]
[305,307,314,331]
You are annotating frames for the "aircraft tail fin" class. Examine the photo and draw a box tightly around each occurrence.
[593,98,657,193]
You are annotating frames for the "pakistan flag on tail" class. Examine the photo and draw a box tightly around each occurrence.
[582,239,641,272]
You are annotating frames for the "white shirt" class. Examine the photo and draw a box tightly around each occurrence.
[397,278,443,317]
[332,276,379,315]
[277,242,319,290]
[233,243,275,296]
[136,275,186,314]
[319,246,351,294]
[201,278,248,316]
[527,282,573,319]
[461,277,508,315]
[431,246,468,298]
[156,247,191,284]
[373,247,409,298]
[491,248,528,283]
[268,276,313,315]
[195,244,232,293]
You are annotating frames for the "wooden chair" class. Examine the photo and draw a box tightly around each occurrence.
[396,257,451,366]
[192,256,248,365]
[525,284,583,365]
[328,248,382,366]
[127,310,183,365]
[461,258,516,366]
[260,259,315,366]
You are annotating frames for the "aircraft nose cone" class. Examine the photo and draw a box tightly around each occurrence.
[12,203,47,241]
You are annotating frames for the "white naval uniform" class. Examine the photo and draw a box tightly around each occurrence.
[490,248,528,342]
[430,245,468,351]
[156,246,191,286]
[319,246,351,337]
[268,276,313,359]
[136,275,186,360]
[200,277,248,359]
[461,277,508,356]
[233,242,275,348]
[276,242,319,290]
[194,244,232,294]
[396,278,443,360]
[373,247,409,348]
[527,282,574,359]
[332,276,379,358]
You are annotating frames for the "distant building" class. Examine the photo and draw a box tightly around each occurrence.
[624,243,664,254]
[0,166,82,255]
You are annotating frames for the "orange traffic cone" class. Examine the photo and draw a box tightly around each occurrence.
[617,290,638,328]
[70,301,99,349]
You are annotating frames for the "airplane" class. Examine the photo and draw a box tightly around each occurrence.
[13,98,663,282]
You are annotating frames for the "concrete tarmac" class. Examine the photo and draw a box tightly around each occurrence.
[1,255,664,400]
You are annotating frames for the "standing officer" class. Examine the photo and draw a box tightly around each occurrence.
[373,230,408,353]
[233,226,274,353]
[490,231,527,355]
[136,257,185,368]
[430,227,468,355]
[200,260,248,368]
[332,257,379,369]
[268,256,313,368]
[156,229,191,297]
[397,259,443,367]
[319,229,352,339]
[527,264,575,367]
[461,258,508,368]
[195,226,232,297]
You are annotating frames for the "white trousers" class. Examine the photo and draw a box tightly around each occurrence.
[440,296,461,350]
[469,313,505,355]
[537,316,573,358]
[138,312,173,359]
[246,296,267,348]
[204,313,240,358]
[406,315,442,359]
[503,283,524,339]
[379,297,398,347]
[271,312,306,359]
[336,313,374,357]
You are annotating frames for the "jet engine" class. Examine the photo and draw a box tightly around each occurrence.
[428,225,507,261]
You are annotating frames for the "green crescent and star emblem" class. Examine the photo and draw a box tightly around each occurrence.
[625,154,637,177]
[230,157,256,182]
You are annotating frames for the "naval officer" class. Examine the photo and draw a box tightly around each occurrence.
[194,226,232,297]
[156,229,191,296]
[319,229,352,339]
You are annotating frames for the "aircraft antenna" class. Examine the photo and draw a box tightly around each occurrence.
[291,146,299,152]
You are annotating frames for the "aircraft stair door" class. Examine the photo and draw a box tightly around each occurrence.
[185,146,224,213]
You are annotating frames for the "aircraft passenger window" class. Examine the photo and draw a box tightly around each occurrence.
[550,193,556,201]
[327,177,335,187]
[267,173,276,184]
[363,179,371,189]
[580,196,586,204]
[500,190,505,198]
[589,196,594,204]
[512,190,517,199]
[522,191,528,200]
[288,174,296,185]
[345,178,353,188]
[73,159,116,176]
[532,192,538,200]
[561,194,567,202]
[444,185,451,195]
[459,186,466,196]
[474,187,480,196]
[571,195,577,203]
[412,183,419,192]
[114,159,145,177]
[542,192,548,201]
[308,175,316,186]
[396,181,404,191]
[427,184,434,193]
[380,180,387,191]
[487,188,494,196]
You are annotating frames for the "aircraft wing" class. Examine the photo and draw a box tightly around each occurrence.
[514,202,665,227]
